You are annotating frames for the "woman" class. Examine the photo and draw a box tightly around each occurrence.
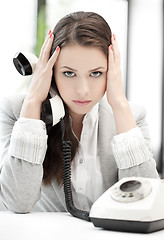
[0,11,159,213]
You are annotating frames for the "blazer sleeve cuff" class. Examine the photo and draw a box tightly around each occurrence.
[9,118,48,165]
[111,127,153,169]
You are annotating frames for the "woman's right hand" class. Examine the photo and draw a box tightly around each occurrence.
[20,31,60,119]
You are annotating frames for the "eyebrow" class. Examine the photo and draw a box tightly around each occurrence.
[60,66,106,72]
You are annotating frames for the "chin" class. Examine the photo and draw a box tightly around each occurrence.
[68,105,93,116]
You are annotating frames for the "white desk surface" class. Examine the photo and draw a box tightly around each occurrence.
[0,212,163,240]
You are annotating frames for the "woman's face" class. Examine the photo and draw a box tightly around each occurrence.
[54,44,107,118]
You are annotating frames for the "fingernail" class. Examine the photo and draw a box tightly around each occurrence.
[48,30,52,35]
[110,45,112,50]
[56,46,60,51]
[49,32,53,38]
[113,34,116,40]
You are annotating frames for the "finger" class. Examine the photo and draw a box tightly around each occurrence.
[111,34,121,66]
[108,45,115,72]
[41,33,54,64]
[39,30,52,59]
[47,46,60,69]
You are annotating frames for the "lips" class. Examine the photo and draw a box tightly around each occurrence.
[72,100,92,106]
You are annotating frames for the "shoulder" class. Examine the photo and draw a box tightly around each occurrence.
[99,95,146,123]
[0,93,26,120]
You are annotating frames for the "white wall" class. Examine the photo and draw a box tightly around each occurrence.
[127,0,163,166]
[0,0,37,97]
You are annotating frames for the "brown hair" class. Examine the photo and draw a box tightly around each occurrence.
[42,11,112,185]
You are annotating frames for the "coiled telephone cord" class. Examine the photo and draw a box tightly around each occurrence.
[60,119,90,221]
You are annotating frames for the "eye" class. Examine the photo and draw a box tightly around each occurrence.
[90,71,102,77]
[63,71,76,77]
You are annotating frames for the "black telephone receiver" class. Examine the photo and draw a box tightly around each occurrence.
[13,52,65,126]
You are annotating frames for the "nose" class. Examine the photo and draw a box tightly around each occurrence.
[75,78,89,97]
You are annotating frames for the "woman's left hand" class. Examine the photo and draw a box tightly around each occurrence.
[106,34,136,134]
[106,34,127,108]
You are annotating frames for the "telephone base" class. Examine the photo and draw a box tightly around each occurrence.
[91,217,164,233]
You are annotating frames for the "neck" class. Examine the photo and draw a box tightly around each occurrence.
[69,111,85,141]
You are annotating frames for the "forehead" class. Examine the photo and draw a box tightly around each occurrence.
[55,44,107,70]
